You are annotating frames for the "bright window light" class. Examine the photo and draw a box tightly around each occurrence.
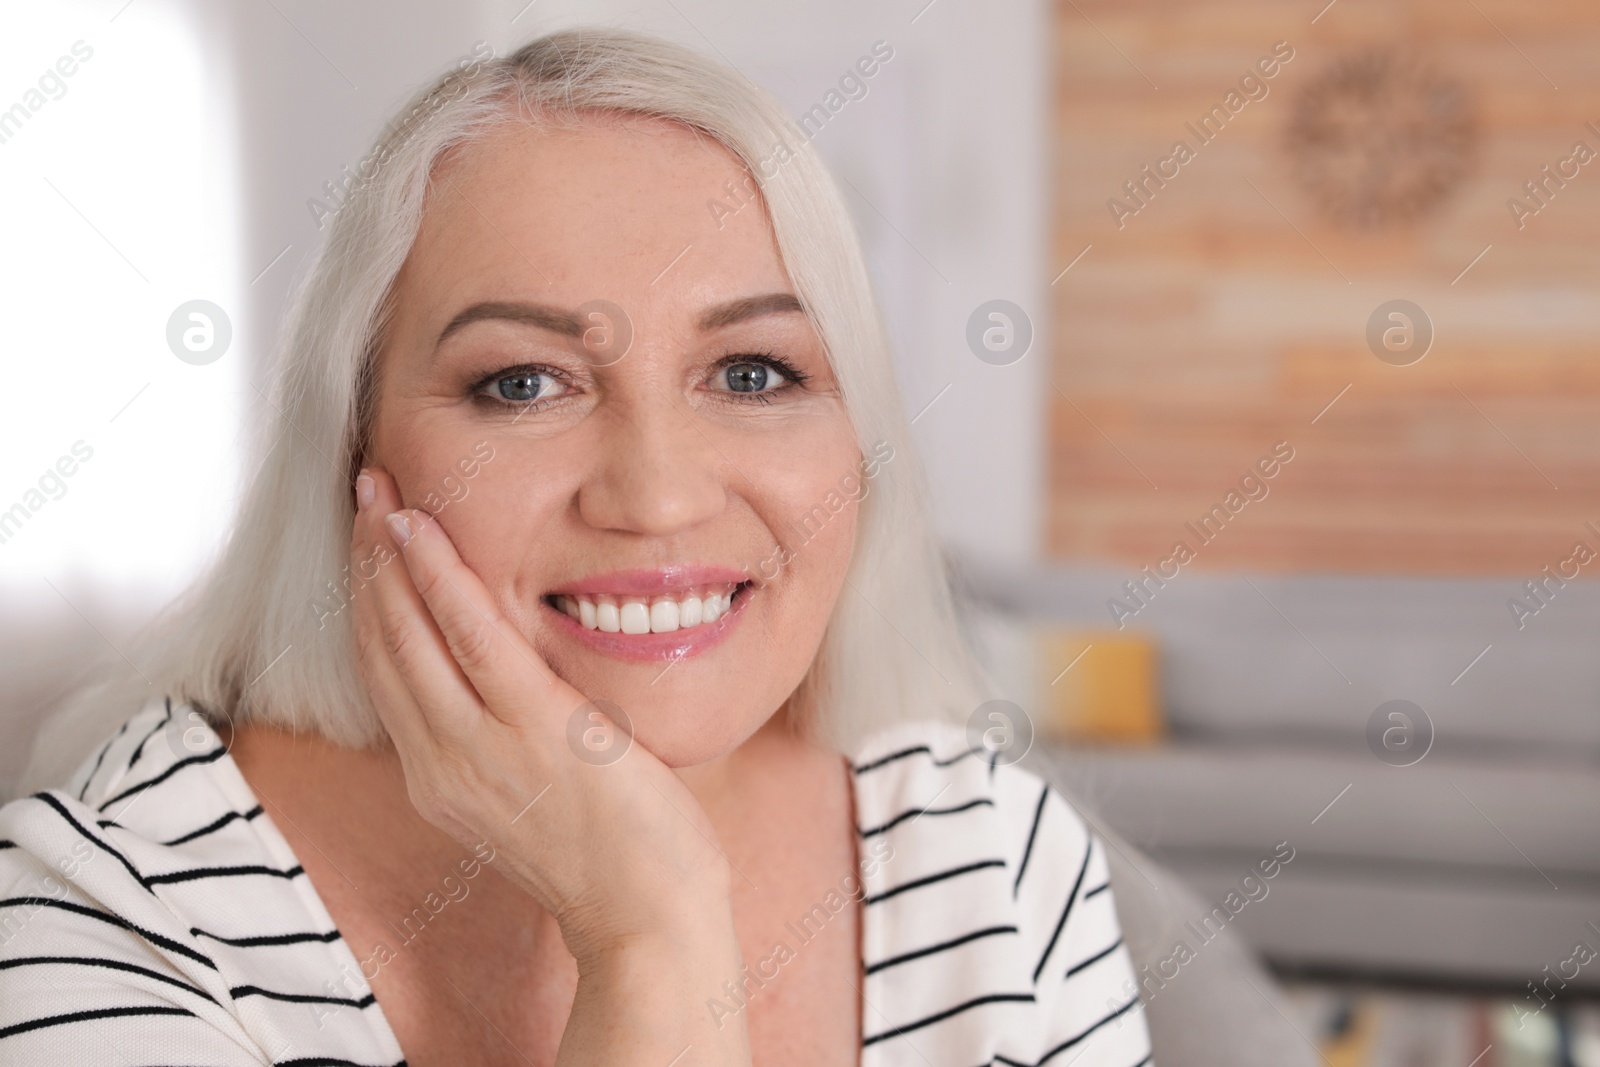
[0,0,245,609]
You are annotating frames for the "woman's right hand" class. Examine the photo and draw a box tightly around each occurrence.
[349,465,751,1065]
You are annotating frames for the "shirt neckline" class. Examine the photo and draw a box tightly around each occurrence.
[181,703,885,1062]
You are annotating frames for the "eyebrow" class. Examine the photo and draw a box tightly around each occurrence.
[697,292,805,331]
[433,291,806,351]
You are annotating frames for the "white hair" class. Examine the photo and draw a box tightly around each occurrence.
[22,26,992,792]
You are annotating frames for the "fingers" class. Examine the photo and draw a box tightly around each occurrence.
[382,498,560,720]
[350,468,479,748]
[353,466,567,741]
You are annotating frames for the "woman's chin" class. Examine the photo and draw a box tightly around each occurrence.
[533,635,786,769]
[621,700,773,770]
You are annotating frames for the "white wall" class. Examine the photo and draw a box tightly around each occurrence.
[0,0,1051,794]
[0,0,248,789]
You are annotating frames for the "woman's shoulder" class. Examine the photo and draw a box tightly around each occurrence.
[0,696,404,1065]
[847,716,1094,857]
[2,697,221,882]
[846,717,1153,1066]
[1,696,256,879]
[61,695,228,812]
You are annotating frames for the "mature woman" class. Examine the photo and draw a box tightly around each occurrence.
[0,28,1152,1067]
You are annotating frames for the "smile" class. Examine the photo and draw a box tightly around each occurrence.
[546,584,741,634]
[540,566,755,663]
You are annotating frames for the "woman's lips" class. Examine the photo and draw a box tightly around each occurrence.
[545,564,750,598]
[541,581,752,663]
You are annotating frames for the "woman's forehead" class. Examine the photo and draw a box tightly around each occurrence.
[399,115,789,331]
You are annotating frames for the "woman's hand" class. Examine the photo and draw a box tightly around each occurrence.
[350,466,751,1065]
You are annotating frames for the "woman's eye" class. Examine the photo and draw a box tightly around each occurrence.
[716,361,789,394]
[483,370,564,404]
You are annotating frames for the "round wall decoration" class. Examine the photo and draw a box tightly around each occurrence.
[1282,49,1476,229]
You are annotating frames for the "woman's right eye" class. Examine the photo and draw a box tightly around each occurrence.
[478,369,567,406]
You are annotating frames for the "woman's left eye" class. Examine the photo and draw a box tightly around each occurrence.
[713,360,790,395]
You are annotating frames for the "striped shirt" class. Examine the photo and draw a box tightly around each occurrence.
[0,696,1152,1066]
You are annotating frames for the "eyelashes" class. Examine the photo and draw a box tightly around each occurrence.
[474,368,565,407]
[468,352,812,413]
[707,351,811,403]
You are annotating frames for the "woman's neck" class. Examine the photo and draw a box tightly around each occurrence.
[222,700,817,916]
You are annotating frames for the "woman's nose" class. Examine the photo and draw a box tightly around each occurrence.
[576,396,728,536]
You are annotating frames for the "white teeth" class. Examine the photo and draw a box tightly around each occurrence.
[620,601,650,635]
[649,598,679,633]
[552,585,739,634]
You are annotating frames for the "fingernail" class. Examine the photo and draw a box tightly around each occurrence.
[356,471,375,512]
[385,512,413,548]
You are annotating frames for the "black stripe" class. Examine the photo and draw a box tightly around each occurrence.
[1033,834,1094,983]
[852,743,978,775]
[146,863,303,886]
[277,1058,409,1066]
[229,984,374,1008]
[1035,995,1143,1066]
[865,925,1018,975]
[865,859,1005,905]
[0,955,217,1005]
[0,841,14,850]
[854,744,930,774]
[193,926,341,948]
[97,746,226,813]
[858,797,994,838]
[121,698,174,776]
[31,792,155,895]
[1084,881,1110,900]
[0,896,218,971]
[0,1004,196,1041]
[1013,783,1049,899]
[862,992,1035,1046]
[77,718,131,802]
[1065,935,1123,977]
[161,805,264,846]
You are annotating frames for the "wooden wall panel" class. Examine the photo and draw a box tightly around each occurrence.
[1048,0,1600,574]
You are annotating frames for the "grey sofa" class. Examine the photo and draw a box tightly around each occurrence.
[960,558,1600,1010]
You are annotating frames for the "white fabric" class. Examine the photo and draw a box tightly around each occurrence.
[0,696,1153,1067]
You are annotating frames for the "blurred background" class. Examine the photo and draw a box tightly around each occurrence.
[1,0,1596,1063]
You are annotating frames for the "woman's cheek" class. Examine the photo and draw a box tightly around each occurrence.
[432,454,558,584]
[792,476,860,602]
[817,494,860,584]
[753,420,861,577]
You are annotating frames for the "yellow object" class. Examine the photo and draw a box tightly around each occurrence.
[1318,996,1379,1067]
[1034,627,1165,744]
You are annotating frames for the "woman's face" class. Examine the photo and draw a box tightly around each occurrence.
[367,113,862,767]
